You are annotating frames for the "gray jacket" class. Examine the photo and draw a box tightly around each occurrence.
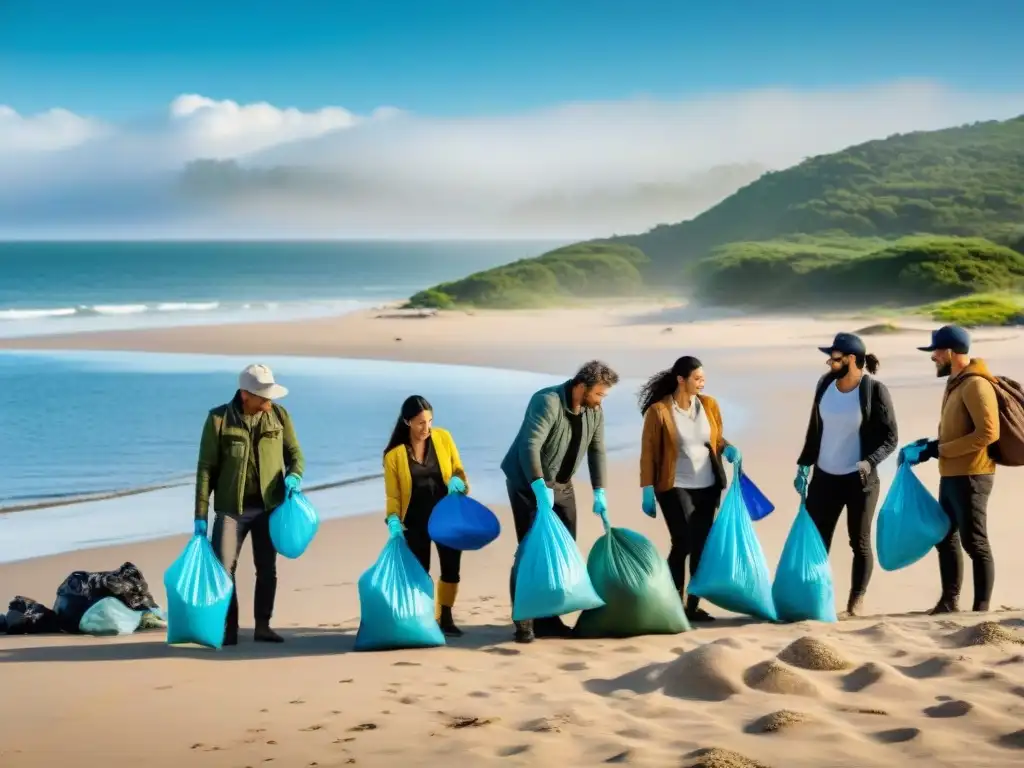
[501,382,607,491]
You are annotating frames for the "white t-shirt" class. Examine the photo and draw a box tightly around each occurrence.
[672,398,716,489]
[816,381,863,475]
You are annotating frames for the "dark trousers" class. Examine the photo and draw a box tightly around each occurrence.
[507,480,577,626]
[655,486,722,609]
[404,524,462,584]
[935,474,995,611]
[805,467,880,605]
[211,508,277,635]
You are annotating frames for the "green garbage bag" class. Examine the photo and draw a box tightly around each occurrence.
[573,511,691,638]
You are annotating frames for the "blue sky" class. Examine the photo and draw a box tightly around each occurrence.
[2,0,1023,118]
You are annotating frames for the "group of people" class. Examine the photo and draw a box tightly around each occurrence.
[192,324,1004,647]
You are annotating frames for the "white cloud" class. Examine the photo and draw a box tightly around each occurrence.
[1,79,1023,238]
[0,105,108,153]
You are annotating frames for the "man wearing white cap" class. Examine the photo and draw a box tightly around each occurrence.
[194,363,305,645]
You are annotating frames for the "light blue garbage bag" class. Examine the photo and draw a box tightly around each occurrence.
[79,597,145,636]
[354,516,446,652]
[772,502,837,623]
[877,462,950,571]
[511,501,604,622]
[270,490,320,559]
[687,462,777,621]
[164,532,235,649]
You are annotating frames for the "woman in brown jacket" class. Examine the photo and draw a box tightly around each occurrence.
[638,356,740,622]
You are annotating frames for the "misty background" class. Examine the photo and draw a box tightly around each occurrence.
[3,81,1024,240]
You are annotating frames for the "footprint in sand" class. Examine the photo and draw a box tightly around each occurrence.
[300,724,324,732]
[484,647,521,656]
[348,723,378,732]
[469,691,491,698]
[924,700,973,718]
[497,745,530,757]
[559,662,589,672]
[997,730,1024,750]
[393,661,420,667]
[873,727,922,744]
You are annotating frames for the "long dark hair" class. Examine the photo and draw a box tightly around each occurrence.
[638,356,703,415]
[383,395,433,457]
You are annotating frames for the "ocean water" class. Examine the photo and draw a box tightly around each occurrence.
[0,350,655,563]
[0,240,561,337]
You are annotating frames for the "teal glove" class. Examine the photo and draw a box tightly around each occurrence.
[723,444,741,464]
[593,488,608,516]
[194,519,208,537]
[794,465,811,496]
[641,486,657,518]
[386,514,403,537]
[284,473,302,495]
[530,478,554,510]
[447,476,467,495]
[899,439,937,467]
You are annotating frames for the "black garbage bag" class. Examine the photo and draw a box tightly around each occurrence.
[53,562,158,634]
[5,596,61,634]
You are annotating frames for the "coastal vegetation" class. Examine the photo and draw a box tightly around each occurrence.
[409,115,1024,324]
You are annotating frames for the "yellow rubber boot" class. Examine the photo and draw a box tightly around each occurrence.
[436,581,462,637]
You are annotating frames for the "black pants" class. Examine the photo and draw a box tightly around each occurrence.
[655,486,721,608]
[507,480,577,624]
[403,521,462,584]
[805,467,880,605]
[935,474,995,611]
[211,507,277,635]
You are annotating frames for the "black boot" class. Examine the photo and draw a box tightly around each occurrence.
[929,595,960,615]
[438,606,463,637]
[533,616,573,638]
[254,624,284,643]
[513,620,535,644]
[685,594,715,623]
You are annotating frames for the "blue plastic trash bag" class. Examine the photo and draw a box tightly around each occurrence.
[164,533,235,649]
[269,490,320,559]
[688,463,777,621]
[574,512,690,638]
[428,493,501,551]
[354,516,446,652]
[79,597,144,636]
[772,504,837,623]
[740,472,775,521]
[877,462,950,571]
[511,502,604,622]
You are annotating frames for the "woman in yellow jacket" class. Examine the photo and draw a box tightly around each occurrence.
[383,395,469,637]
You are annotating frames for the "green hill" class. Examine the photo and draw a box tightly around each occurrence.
[409,115,1024,319]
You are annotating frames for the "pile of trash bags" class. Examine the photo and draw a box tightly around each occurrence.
[574,511,690,638]
[2,562,165,636]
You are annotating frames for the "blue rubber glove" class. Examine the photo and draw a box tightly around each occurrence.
[386,514,403,537]
[900,438,938,467]
[447,476,467,495]
[284,473,302,495]
[593,488,608,516]
[794,465,811,497]
[194,519,208,537]
[530,478,554,510]
[723,444,741,464]
[641,486,657,518]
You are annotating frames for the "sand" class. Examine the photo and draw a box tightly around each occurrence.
[2,304,1024,767]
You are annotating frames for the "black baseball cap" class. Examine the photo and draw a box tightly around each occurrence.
[917,325,971,354]
[819,332,866,357]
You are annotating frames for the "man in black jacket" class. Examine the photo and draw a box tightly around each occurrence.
[795,333,898,616]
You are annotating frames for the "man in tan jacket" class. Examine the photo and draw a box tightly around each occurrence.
[904,325,999,614]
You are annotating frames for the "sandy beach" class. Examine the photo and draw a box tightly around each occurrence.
[2,305,1023,768]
